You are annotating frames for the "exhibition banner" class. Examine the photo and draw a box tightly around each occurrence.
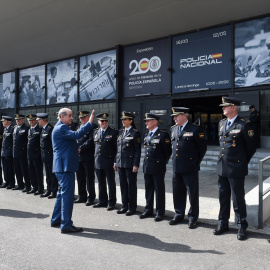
[172,25,232,93]
[123,38,170,98]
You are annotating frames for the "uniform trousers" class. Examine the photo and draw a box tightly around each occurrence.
[218,175,248,229]
[51,172,75,230]
[1,156,15,187]
[13,157,31,189]
[44,162,58,194]
[172,171,199,222]
[95,168,116,206]
[144,172,165,216]
[118,167,137,212]
[28,157,44,192]
[76,160,95,201]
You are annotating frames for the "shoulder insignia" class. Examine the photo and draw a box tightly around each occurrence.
[220,118,226,122]
[248,130,254,137]
[170,125,177,129]
[137,138,141,143]
[94,127,99,130]
[199,133,205,138]
[165,139,171,143]
[159,129,166,132]
[192,123,199,126]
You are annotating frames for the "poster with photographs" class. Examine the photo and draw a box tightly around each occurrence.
[47,58,78,104]
[19,65,45,107]
[235,16,270,87]
[0,72,16,109]
[79,50,116,101]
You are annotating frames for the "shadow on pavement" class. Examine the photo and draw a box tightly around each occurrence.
[0,209,49,219]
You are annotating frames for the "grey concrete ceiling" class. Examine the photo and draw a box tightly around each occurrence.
[0,0,270,73]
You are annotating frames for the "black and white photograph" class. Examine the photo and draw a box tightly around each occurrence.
[0,72,16,109]
[47,58,78,104]
[19,65,45,107]
[235,16,270,87]
[79,50,116,101]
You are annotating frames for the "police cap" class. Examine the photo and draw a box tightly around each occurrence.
[219,97,242,107]
[78,111,90,118]
[36,113,49,120]
[120,111,134,120]
[97,113,109,120]
[1,116,12,122]
[144,113,160,121]
[26,114,37,120]
[171,107,189,116]
[14,114,25,120]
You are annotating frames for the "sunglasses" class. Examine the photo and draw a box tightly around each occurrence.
[100,120,108,122]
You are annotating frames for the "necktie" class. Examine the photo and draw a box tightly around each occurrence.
[179,126,183,135]
[101,130,104,137]
[149,132,153,137]
[124,129,128,136]
[227,121,231,130]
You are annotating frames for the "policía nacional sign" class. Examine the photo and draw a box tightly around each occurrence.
[172,25,232,93]
[122,38,170,98]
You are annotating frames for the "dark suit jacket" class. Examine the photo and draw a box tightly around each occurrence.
[13,123,29,159]
[115,127,141,168]
[171,121,207,174]
[27,125,42,160]
[52,121,94,173]
[1,125,14,157]
[143,128,172,174]
[40,123,54,163]
[94,126,118,169]
[217,116,257,177]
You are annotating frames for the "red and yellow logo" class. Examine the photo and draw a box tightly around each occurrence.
[140,60,149,71]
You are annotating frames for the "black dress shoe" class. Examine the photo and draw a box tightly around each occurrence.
[117,208,128,214]
[154,215,164,222]
[126,210,135,216]
[74,198,87,203]
[48,193,57,199]
[12,186,24,190]
[107,205,115,211]
[51,222,61,227]
[26,189,37,194]
[237,228,246,240]
[169,218,183,225]
[40,192,50,198]
[85,200,95,206]
[188,221,197,229]
[213,224,229,235]
[0,183,7,188]
[140,211,153,219]
[93,202,107,208]
[34,191,43,196]
[6,186,14,189]
[61,225,83,234]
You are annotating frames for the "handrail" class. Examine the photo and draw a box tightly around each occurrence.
[258,155,270,229]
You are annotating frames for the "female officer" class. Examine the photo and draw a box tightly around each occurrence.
[114,112,141,216]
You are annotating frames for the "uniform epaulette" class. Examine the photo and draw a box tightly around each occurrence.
[159,129,167,132]
[170,125,177,129]
[220,118,226,122]
[119,128,125,131]
[94,127,99,130]
[191,123,199,127]
[133,129,138,132]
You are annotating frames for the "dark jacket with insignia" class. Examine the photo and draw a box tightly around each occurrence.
[115,127,141,168]
[217,116,257,177]
[94,126,118,169]
[27,125,42,160]
[40,123,54,163]
[1,125,14,157]
[13,123,29,159]
[143,128,172,174]
[171,122,207,173]
[77,123,97,162]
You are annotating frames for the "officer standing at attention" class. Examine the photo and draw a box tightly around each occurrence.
[12,114,31,192]
[51,108,95,233]
[170,107,207,229]
[213,97,257,240]
[26,114,44,195]
[93,113,118,210]
[75,110,97,205]
[37,113,58,199]
[140,113,172,222]
[114,111,141,216]
[0,116,15,189]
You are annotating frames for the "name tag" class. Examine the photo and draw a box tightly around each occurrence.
[152,139,160,143]
[19,130,25,134]
[230,129,241,134]
[33,132,40,135]
[42,134,48,137]
[183,132,193,137]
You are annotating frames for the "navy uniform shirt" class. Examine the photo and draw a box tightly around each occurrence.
[13,123,29,159]
[27,125,42,160]
[40,123,54,163]
[2,125,14,157]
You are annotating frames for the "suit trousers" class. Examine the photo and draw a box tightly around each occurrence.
[13,157,31,189]
[95,168,116,206]
[28,157,44,192]
[218,175,248,229]
[51,172,75,230]
[76,160,95,201]
[1,156,15,187]
[118,167,137,211]
[44,162,58,194]
[144,173,166,216]
[172,171,199,222]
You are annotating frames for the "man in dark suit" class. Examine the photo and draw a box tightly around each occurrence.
[1,116,15,189]
[26,114,44,195]
[12,114,31,192]
[213,97,257,240]
[93,113,118,210]
[140,113,172,222]
[75,111,97,205]
[170,107,207,229]
[51,108,95,233]
[37,113,58,199]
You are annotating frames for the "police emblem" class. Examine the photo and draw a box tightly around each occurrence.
[29,115,32,118]
[16,114,19,118]
[248,130,254,137]
[172,108,175,113]
[145,113,148,118]
[122,112,125,116]
[80,112,83,116]
[103,113,106,118]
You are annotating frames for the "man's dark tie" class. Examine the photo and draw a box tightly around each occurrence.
[149,132,153,137]
[227,121,231,130]
[179,126,183,135]
[101,130,104,137]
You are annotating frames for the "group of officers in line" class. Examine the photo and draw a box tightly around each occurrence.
[0,96,257,240]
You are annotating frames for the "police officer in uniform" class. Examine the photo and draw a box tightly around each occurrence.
[93,113,118,210]
[213,97,257,240]
[12,114,31,191]
[0,116,15,189]
[26,114,44,195]
[140,113,172,221]
[114,111,141,216]
[170,107,207,229]
[75,111,97,205]
[37,113,58,198]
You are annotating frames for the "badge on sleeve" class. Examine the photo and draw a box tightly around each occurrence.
[248,130,254,137]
